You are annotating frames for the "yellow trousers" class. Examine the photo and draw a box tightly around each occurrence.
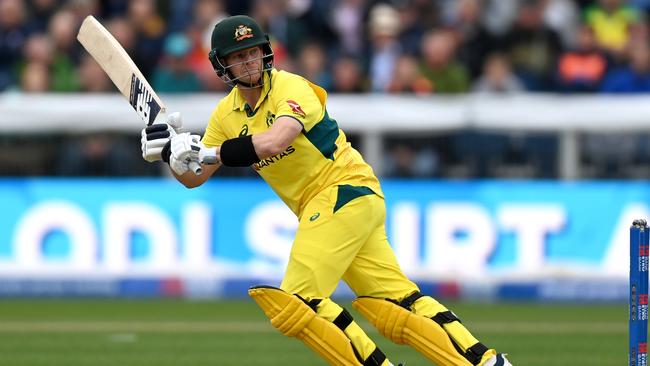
[281,184,418,299]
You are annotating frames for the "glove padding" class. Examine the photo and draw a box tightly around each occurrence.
[141,112,183,162]
[169,132,204,175]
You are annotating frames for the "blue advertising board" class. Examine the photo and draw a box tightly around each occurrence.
[0,179,641,300]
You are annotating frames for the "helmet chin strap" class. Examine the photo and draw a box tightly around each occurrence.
[232,68,271,89]
[235,79,263,89]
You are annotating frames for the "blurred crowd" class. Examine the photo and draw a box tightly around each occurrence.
[4,0,650,94]
[3,0,650,179]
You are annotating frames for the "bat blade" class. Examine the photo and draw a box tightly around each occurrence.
[77,15,165,125]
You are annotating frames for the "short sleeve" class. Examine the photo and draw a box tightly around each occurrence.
[274,75,326,132]
[202,107,228,147]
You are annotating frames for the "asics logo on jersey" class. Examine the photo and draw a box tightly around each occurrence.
[309,213,320,221]
[239,124,249,136]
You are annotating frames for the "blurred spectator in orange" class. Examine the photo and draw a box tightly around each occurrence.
[472,52,524,93]
[601,42,650,92]
[331,55,366,93]
[78,54,111,92]
[502,0,563,91]
[296,42,332,89]
[127,0,166,79]
[153,33,201,93]
[448,0,500,80]
[583,0,640,57]
[21,61,50,92]
[387,55,433,94]
[419,29,470,94]
[367,3,402,92]
[0,0,32,91]
[48,9,81,92]
[556,25,608,92]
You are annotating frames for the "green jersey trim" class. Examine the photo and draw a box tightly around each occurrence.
[334,185,375,213]
[304,110,339,160]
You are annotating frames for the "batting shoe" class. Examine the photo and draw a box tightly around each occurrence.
[482,353,513,366]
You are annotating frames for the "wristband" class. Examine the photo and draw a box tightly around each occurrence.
[220,135,259,167]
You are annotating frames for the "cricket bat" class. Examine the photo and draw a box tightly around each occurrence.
[76,15,203,174]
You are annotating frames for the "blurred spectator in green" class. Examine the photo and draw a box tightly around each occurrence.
[556,24,608,92]
[153,33,201,93]
[502,0,563,91]
[48,9,81,92]
[331,55,366,93]
[600,42,650,92]
[472,52,524,93]
[387,55,433,94]
[583,0,640,58]
[368,3,402,92]
[0,0,32,91]
[419,29,469,94]
[296,42,332,89]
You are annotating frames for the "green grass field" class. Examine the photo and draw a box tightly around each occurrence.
[0,299,625,366]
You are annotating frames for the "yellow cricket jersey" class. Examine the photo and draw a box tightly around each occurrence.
[584,5,639,50]
[202,69,384,218]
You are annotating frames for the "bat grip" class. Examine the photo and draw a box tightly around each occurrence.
[189,160,202,175]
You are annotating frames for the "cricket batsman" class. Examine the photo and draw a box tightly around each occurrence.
[140,15,513,366]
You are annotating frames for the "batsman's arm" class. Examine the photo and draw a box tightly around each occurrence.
[173,157,221,188]
[251,117,302,158]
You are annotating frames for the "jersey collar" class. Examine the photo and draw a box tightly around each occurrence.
[232,69,276,113]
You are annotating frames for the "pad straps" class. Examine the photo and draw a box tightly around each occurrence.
[304,297,387,366]
[332,308,387,366]
[396,292,488,365]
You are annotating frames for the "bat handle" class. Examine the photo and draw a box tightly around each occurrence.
[189,160,202,175]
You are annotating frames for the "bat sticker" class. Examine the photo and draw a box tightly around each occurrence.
[129,74,161,125]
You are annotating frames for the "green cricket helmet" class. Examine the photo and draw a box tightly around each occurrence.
[208,15,274,87]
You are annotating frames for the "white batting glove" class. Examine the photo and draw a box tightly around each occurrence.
[169,132,203,175]
[141,112,183,162]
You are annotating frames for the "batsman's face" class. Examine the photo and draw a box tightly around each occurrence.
[225,46,263,85]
